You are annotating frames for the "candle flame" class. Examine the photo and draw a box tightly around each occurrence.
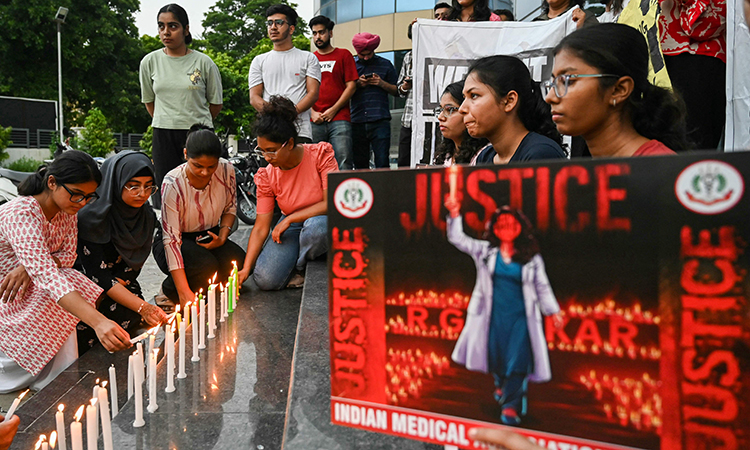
[95,378,100,385]
[35,435,45,450]
[90,398,97,407]
[58,404,64,413]
[211,384,218,390]
[18,389,29,400]
[101,380,108,388]
[212,272,217,283]
[153,348,160,357]
[175,304,180,313]
[199,287,203,293]
[171,322,176,333]
[50,431,57,448]
[149,326,159,334]
[74,405,85,421]
[213,374,218,382]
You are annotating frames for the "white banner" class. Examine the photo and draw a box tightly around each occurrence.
[725,0,750,152]
[410,12,578,167]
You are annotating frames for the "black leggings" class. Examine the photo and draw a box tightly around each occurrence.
[152,226,246,301]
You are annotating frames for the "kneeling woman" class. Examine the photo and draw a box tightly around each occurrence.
[238,96,338,290]
[0,151,131,393]
[76,151,166,352]
[154,126,246,307]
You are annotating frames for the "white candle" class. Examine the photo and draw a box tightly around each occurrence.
[108,366,118,419]
[70,406,84,450]
[184,302,191,325]
[147,349,159,413]
[219,286,225,322]
[97,383,113,450]
[85,399,97,450]
[133,350,145,428]
[178,318,187,379]
[165,322,176,393]
[3,389,27,422]
[147,333,155,377]
[127,355,133,399]
[55,404,67,450]
[208,284,216,338]
[191,302,199,362]
[42,438,49,450]
[199,296,206,349]
[136,342,144,381]
[90,383,99,442]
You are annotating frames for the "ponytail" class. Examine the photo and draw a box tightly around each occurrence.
[18,166,49,196]
[18,150,102,197]
[630,83,692,152]
[519,81,565,150]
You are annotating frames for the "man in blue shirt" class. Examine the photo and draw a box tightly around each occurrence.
[350,33,399,169]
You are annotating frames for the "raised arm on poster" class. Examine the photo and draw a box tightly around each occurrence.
[408,12,578,167]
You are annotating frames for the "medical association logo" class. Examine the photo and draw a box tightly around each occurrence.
[334,178,373,219]
[675,160,744,215]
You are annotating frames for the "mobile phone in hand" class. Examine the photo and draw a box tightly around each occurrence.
[365,73,375,78]
[197,234,212,243]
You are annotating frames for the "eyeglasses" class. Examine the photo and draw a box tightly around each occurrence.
[59,183,99,203]
[266,19,288,28]
[434,105,460,118]
[252,140,289,159]
[542,74,620,98]
[124,185,158,196]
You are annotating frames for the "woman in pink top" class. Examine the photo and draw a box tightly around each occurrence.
[543,24,692,157]
[238,96,338,290]
[0,151,131,393]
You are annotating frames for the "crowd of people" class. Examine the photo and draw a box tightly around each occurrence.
[0,0,738,448]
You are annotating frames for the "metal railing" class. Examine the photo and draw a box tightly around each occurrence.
[6,128,145,150]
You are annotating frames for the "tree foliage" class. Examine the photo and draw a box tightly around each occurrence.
[78,108,116,157]
[0,126,12,163]
[0,0,149,133]
[202,0,308,59]
[139,125,153,158]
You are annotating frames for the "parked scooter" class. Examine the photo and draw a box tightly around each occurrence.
[0,167,32,205]
[229,139,266,225]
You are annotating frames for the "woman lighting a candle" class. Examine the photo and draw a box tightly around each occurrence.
[75,151,167,353]
[0,151,131,393]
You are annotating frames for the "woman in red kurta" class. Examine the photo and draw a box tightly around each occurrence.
[238,96,338,290]
[0,151,131,393]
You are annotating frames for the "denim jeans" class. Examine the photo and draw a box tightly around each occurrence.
[312,120,353,170]
[252,215,328,290]
[352,119,391,169]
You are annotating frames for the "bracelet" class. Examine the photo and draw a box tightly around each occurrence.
[137,302,146,314]
[220,225,231,230]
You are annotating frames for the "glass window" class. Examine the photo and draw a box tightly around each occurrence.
[321,0,334,4]
[321,3,336,22]
[396,0,435,13]
[515,0,543,20]
[490,0,514,11]
[337,0,362,23]
[363,0,395,17]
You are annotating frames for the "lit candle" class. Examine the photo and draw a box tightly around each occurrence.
[165,322,176,393]
[133,349,145,428]
[147,349,159,413]
[3,389,28,421]
[208,279,216,338]
[108,365,118,419]
[184,301,191,326]
[127,354,133,399]
[37,434,48,450]
[220,284,226,322]
[199,291,206,349]
[227,276,234,314]
[70,405,84,450]
[135,343,144,382]
[86,399,97,450]
[191,302,200,362]
[50,431,57,450]
[232,261,238,309]
[55,404,67,450]
[97,382,113,450]
[178,317,187,379]
[128,330,149,345]
[91,382,99,440]
[147,332,155,377]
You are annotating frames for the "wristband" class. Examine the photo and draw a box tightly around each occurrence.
[137,302,146,314]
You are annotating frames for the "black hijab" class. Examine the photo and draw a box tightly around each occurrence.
[78,150,156,269]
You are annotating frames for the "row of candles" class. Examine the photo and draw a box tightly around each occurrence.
[563,300,660,325]
[385,316,462,341]
[547,340,663,360]
[385,290,470,309]
[580,370,663,432]
[14,266,240,449]
[385,348,450,406]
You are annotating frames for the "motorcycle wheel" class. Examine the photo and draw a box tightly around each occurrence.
[236,193,257,225]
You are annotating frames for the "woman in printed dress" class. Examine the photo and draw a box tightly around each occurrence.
[0,151,131,393]
[76,151,167,353]
[153,126,246,308]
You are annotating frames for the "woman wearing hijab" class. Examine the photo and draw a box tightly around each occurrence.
[76,151,166,352]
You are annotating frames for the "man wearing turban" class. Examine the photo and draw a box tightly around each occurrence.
[349,32,399,169]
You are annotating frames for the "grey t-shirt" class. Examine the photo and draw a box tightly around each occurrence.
[139,49,223,130]
[248,47,322,139]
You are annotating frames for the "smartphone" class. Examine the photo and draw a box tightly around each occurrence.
[197,234,212,243]
[365,73,375,79]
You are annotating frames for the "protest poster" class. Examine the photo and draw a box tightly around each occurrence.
[328,153,749,449]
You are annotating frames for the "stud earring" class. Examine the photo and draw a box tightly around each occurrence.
[612,99,617,107]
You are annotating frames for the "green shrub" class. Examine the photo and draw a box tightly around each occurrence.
[139,125,153,158]
[0,126,12,164]
[78,108,116,158]
[6,156,42,172]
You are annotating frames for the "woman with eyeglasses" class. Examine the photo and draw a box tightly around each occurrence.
[140,3,223,209]
[433,80,490,166]
[75,151,167,354]
[544,24,690,156]
[0,151,132,393]
[153,126,246,309]
[238,96,338,290]
[460,55,566,165]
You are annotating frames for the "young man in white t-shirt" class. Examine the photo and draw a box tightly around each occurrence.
[248,4,321,142]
